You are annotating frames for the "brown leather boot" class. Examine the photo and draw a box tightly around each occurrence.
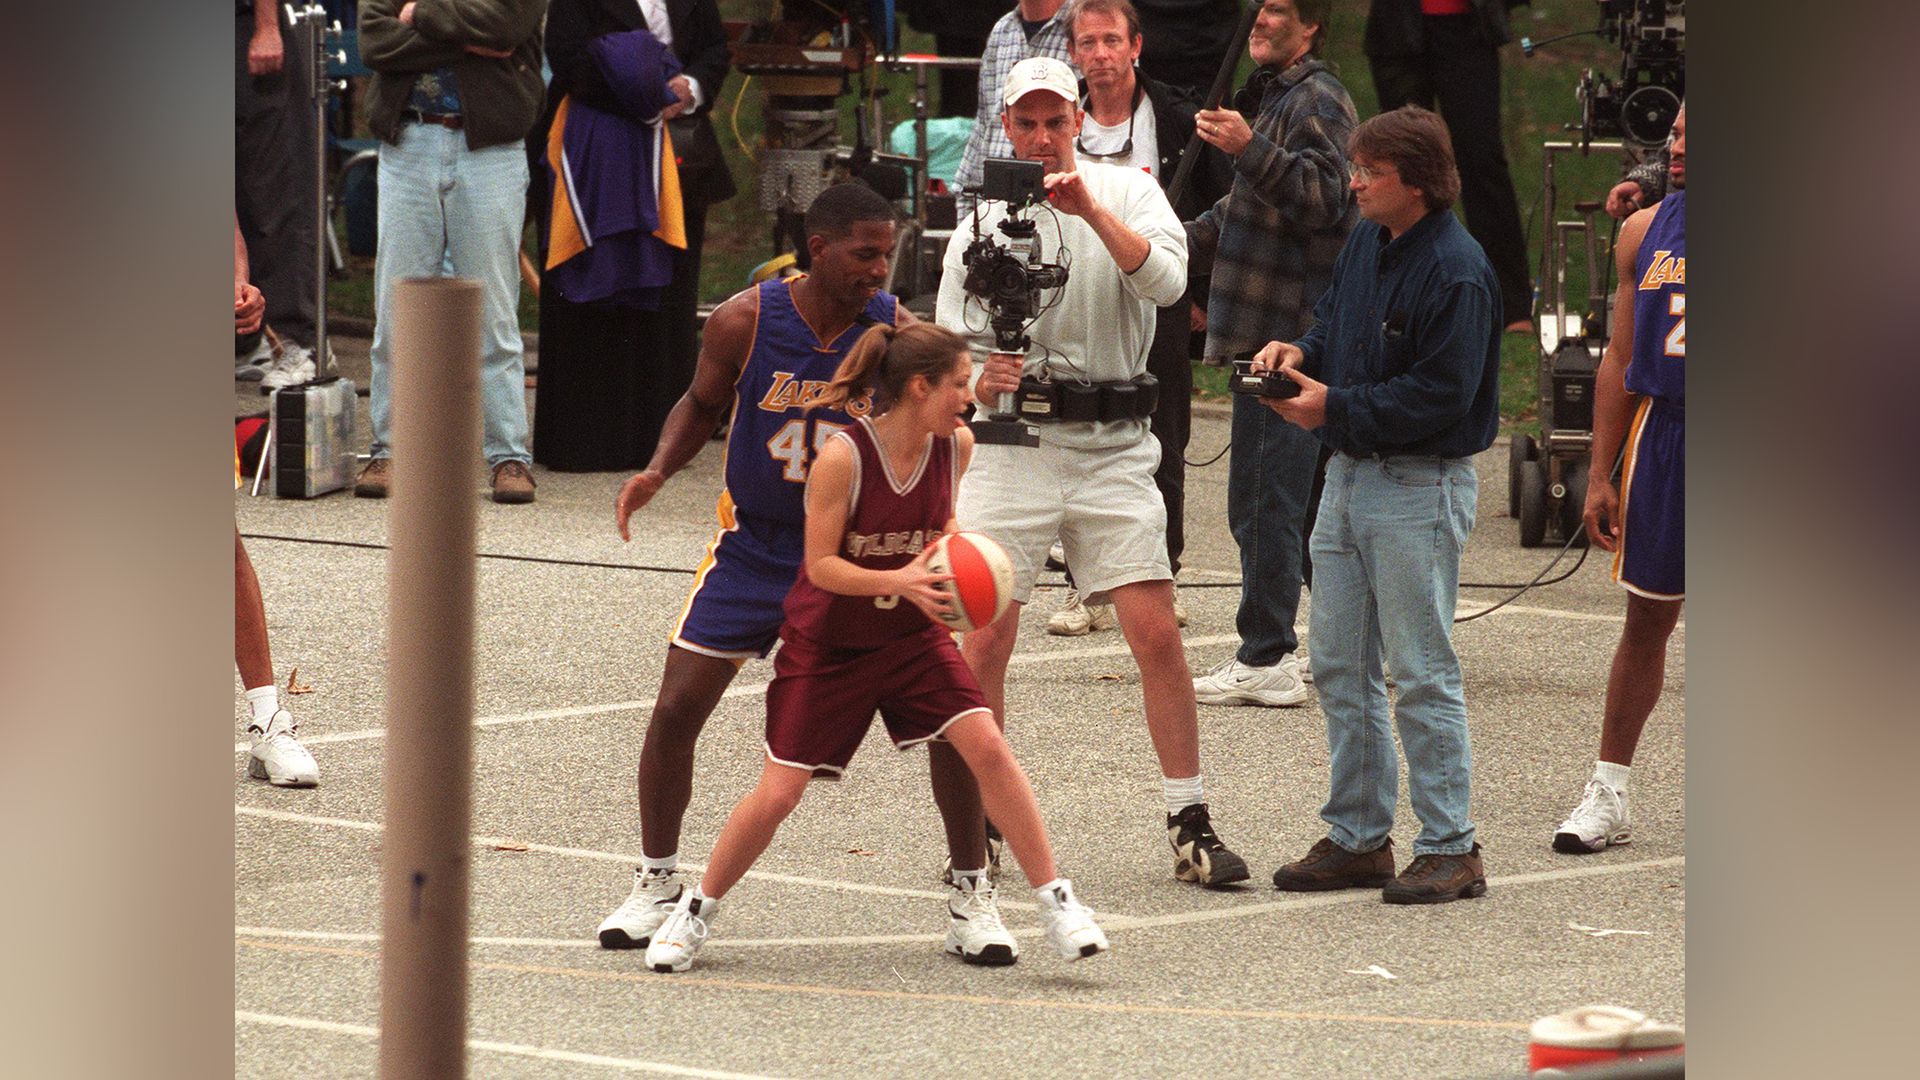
[1382,843,1486,905]
[490,460,537,504]
[1271,836,1396,891]
[354,458,391,499]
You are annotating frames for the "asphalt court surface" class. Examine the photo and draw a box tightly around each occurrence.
[235,339,1684,1077]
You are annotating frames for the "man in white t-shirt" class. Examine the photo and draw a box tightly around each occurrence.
[936,56,1249,888]
[1042,0,1229,637]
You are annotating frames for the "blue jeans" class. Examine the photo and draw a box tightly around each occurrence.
[368,123,531,466]
[1309,453,1478,856]
[1226,393,1320,665]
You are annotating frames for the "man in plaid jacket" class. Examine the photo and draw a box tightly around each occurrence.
[1185,0,1357,708]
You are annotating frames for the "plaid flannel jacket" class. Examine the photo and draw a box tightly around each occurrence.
[1187,57,1358,356]
[953,9,1073,219]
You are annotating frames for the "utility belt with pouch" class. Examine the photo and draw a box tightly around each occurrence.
[1013,373,1160,423]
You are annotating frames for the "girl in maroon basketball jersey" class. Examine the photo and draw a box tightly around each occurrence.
[643,322,1109,973]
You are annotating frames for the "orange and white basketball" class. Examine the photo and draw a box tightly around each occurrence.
[925,531,1015,632]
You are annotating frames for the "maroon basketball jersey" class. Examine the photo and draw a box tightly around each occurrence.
[782,416,957,650]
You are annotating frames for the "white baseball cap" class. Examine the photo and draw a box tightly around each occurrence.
[1001,57,1079,108]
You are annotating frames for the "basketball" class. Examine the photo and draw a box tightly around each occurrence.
[925,531,1015,632]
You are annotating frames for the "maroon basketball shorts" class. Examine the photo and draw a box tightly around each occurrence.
[763,627,991,779]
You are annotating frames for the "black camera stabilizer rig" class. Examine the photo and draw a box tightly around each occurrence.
[960,176,1069,448]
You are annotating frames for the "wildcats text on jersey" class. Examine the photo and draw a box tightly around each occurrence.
[845,528,932,560]
[1638,251,1685,290]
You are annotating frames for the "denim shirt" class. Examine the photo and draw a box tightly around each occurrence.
[1295,210,1501,459]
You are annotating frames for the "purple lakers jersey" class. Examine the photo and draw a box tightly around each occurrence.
[782,417,957,650]
[1627,191,1685,404]
[723,279,898,529]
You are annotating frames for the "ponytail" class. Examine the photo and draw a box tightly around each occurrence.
[815,322,970,414]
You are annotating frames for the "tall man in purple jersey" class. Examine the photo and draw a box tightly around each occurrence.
[597,185,1019,965]
[1553,104,1685,855]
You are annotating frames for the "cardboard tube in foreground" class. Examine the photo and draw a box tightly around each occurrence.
[381,276,483,1079]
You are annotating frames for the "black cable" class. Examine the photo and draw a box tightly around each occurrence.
[240,532,697,575]
[1183,438,1230,469]
[1453,533,1589,623]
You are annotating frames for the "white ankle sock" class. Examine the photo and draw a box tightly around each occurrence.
[243,685,279,726]
[1162,775,1205,816]
[1595,761,1630,793]
[1033,877,1068,901]
[640,853,678,874]
[689,885,720,917]
[950,867,987,886]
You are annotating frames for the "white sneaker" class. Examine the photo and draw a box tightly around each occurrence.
[944,874,1018,966]
[597,868,685,949]
[1172,596,1189,628]
[246,709,319,787]
[235,337,272,381]
[1047,589,1093,636]
[1036,879,1109,961]
[1553,777,1632,854]
[1192,654,1311,707]
[259,343,318,393]
[644,892,715,973]
[1045,541,1067,570]
[1298,650,1311,683]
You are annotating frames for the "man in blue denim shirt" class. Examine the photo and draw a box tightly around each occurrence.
[1250,105,1499,904]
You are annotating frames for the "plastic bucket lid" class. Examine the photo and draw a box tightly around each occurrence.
[1530,1005,1685,1051]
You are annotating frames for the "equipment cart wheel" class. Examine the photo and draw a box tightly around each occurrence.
[1558,460,1591,548]
[1509,432,1537,517]
[1518,457,1549,548]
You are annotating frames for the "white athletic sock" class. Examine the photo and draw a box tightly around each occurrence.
[950,867,987,887]
[1595,761,1631,793]
[243,685,280,727]
[1162,774,1206,816]
[640,852,678,875]
[689,885,720,918]
[1033,877,1069,901]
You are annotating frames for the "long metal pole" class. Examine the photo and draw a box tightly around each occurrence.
[380,277,483,1079]
[1165,1,1260,209]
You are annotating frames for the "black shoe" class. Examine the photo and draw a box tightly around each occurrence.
[1167,803,1250,886]
[1382,843,1487,905]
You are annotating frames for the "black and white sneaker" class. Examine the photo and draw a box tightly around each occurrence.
[944,873,1018,966]
[1167,803,1251,886]
[596,867,684,949]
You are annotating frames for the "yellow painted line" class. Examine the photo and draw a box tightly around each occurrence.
[235,938,1528,1032]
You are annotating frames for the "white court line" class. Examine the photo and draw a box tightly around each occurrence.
[232,634,1244,753]
[1098,854,1685,932]
[236,855,1681,953]
[235,925,962,950]
[233,805,1044,912]
[233,598,1673,754]
[234,1010,784,1079]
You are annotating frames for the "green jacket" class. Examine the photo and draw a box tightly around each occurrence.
[359,0,548,150]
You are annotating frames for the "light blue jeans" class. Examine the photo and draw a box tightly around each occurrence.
[1309,453,1478,856]
[368,123,531,466]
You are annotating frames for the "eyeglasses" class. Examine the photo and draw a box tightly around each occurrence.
[1074,85,1140,160]
[1350,161,1397,183]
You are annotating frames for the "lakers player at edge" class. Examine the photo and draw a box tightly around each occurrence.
[1552,103,1686,855]
[600,185,1020,967]
[641,322,1109,973]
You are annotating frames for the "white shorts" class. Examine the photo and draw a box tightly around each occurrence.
[957,433,1170,605]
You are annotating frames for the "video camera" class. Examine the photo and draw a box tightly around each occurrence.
[960,159,1067,341]
[1580,0,1685,148]
[959,158,1070,447]
[1526,1,1685,149]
